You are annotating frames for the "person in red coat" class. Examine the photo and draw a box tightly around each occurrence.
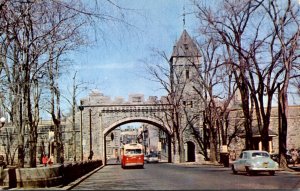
[42,154,48,167]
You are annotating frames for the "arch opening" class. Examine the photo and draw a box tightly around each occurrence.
[103,118,172,166]
[185,141,195,162]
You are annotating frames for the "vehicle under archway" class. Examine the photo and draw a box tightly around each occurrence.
[104,122,171,166]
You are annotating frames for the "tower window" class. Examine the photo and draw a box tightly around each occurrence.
[184,43,188,50]
[186,69,189,79]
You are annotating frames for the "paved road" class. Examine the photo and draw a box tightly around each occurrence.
[72,163,300,190]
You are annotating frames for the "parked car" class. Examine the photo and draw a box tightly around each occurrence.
[270,152,293,164]
[232,150,279,176]
[145,153,159,163]
[144,155,148,162]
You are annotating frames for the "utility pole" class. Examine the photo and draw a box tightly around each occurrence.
[89,109,92,154]
[79,105,84,161]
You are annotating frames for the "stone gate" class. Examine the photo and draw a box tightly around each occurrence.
[75,92,173,164]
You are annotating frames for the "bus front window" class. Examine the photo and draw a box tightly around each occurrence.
[125,149,142,155]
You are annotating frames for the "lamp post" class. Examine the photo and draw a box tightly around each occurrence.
[78,105,84,161]
[143,127,148,155]
[0,117,5,128]
[89,108,92,155]
[48,130,54,157]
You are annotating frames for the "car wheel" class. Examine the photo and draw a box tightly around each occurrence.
[232,165,237,174]
[269,171,275,176]
[245,167,253,176]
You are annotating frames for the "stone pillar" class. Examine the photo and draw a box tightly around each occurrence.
[172,141,180,163]
[184,143,187,162]
[259,141,262,151]
[99,113,105,163]
[269,140,273,153]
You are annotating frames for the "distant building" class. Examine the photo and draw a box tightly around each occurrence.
[106,128,121,159]
[106,125,140,159]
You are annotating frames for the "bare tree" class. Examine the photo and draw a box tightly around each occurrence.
[190,36,238,163]
[261,0,300,168]
[193,0,300,168]
[145,49,186,163]
[0,0,135,167]
[193,0,262,150]
[145,30,202,163]
[62,71,89,161]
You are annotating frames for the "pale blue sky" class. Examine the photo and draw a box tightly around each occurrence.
[59,0,299,115]
[65,0,197,103]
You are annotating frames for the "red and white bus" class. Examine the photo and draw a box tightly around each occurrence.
[121,143,144,169]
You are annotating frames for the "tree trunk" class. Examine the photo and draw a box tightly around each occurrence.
[278,85,288,168]
[209,128,217,163]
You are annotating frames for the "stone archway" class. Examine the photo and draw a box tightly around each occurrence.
[102,117,172,165]
[186,141,195,162]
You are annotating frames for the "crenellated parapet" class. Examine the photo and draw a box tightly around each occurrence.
[80,89,169,106]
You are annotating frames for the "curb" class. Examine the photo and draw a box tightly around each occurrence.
[168,162,300,174]
[62,165,105,190]
[5,165,105,190]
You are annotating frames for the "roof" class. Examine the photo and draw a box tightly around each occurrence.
[239,127,278,138]
[252,127,277,138]
[170,30,200,60]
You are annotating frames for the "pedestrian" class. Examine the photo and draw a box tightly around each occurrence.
[60,156,64,164]
[116,155,120,163]
[291,149,298,167]
[0,155,6,168]
[230,150,236,161]
[42,154,48,167]
[48,154,54,166]
[88,150,94,160]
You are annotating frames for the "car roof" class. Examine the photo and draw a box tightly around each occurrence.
[243,150,269,153]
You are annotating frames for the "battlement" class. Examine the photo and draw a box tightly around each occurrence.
[80,89,168,106]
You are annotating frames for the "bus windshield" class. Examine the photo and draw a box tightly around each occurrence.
[125,149,142,155]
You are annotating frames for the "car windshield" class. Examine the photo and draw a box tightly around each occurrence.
[252,152,269,158]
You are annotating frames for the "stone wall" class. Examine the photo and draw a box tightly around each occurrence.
[228,105,300,155]
[0,160,102,189]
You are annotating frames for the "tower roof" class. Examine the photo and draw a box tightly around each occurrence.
[170,30,200,59]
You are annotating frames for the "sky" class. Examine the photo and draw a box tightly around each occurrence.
[58,0,300,116]
[65,0,198,104]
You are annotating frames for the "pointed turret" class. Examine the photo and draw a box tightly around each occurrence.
[170,30,200,61]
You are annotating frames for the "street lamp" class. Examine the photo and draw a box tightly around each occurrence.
[89,109,93,157]
[0,117,5,128]
[143,128,148,155]
[79,105,84,161]
[48,130,54,157]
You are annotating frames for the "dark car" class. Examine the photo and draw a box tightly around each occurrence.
[145,153,159,163]
[270,153,293,164]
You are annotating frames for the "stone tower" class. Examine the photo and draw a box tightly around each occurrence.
[169,30,203,162]
[170,29,201,105]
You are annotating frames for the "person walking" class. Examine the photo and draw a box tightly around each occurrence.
[48,154,54,166]
[291,149,299,167]
[42,154,48,167]
[116,155,120,163]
